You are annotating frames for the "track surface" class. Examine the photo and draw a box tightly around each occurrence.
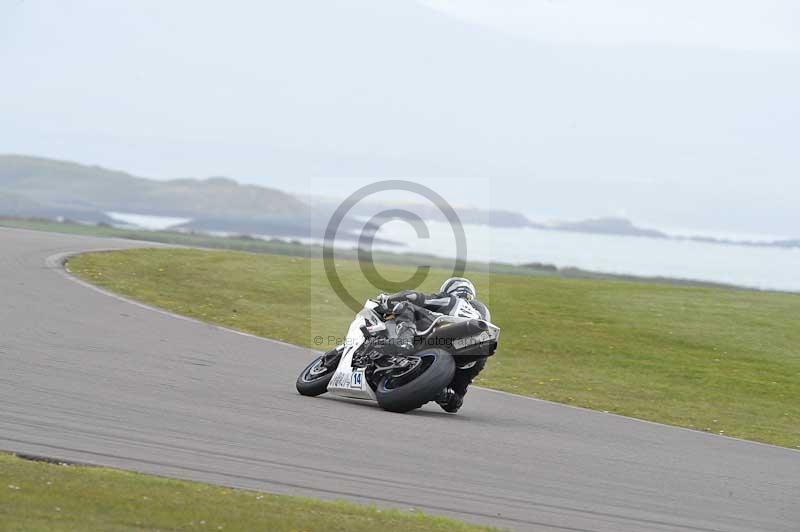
[1,227,798,531]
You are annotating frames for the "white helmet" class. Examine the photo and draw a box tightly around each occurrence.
[440,277,476,300]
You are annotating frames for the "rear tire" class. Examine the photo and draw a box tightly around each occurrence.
[375,349,455,413]
[296,356,336,396]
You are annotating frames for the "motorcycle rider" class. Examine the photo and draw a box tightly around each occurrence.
[378,277,491,413]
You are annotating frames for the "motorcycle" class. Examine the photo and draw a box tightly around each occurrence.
[296,298,500,413]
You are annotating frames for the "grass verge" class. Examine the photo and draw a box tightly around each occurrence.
[0,453,496,532]
[68,248,800,448]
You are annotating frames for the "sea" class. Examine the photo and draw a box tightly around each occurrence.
[367,220,800,293]
[105,212,800,293]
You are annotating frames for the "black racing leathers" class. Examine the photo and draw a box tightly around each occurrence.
[382,290,491,398]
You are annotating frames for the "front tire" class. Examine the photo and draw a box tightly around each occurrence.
[375,349,455,413]
[296,356,336,396]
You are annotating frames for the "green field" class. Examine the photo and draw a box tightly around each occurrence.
[0,453,494,532]
[69,248,800,448]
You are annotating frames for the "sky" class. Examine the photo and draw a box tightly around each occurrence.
[420,0,800,52]
[1,0,798,236]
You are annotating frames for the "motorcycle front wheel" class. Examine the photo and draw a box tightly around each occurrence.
[296,355,337,396]
[375,349,455,413]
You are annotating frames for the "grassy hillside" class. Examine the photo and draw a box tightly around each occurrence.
[69,248,800,448]
[0,453,494,532]
[0,190,44,213]
[0,154,306,219]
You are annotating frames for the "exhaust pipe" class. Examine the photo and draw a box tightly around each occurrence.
[423,319,488,345]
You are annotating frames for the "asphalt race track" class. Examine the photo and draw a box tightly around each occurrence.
[1,227,798,531]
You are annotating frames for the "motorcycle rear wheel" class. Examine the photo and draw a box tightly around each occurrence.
[375,349,455,413]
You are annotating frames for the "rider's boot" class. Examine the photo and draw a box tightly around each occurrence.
[435,357,487,412]
[394,322,417,352]
[384,301,417,355]
[435,388,464,413]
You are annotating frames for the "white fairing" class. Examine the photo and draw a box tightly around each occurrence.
[326,300,379,401]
